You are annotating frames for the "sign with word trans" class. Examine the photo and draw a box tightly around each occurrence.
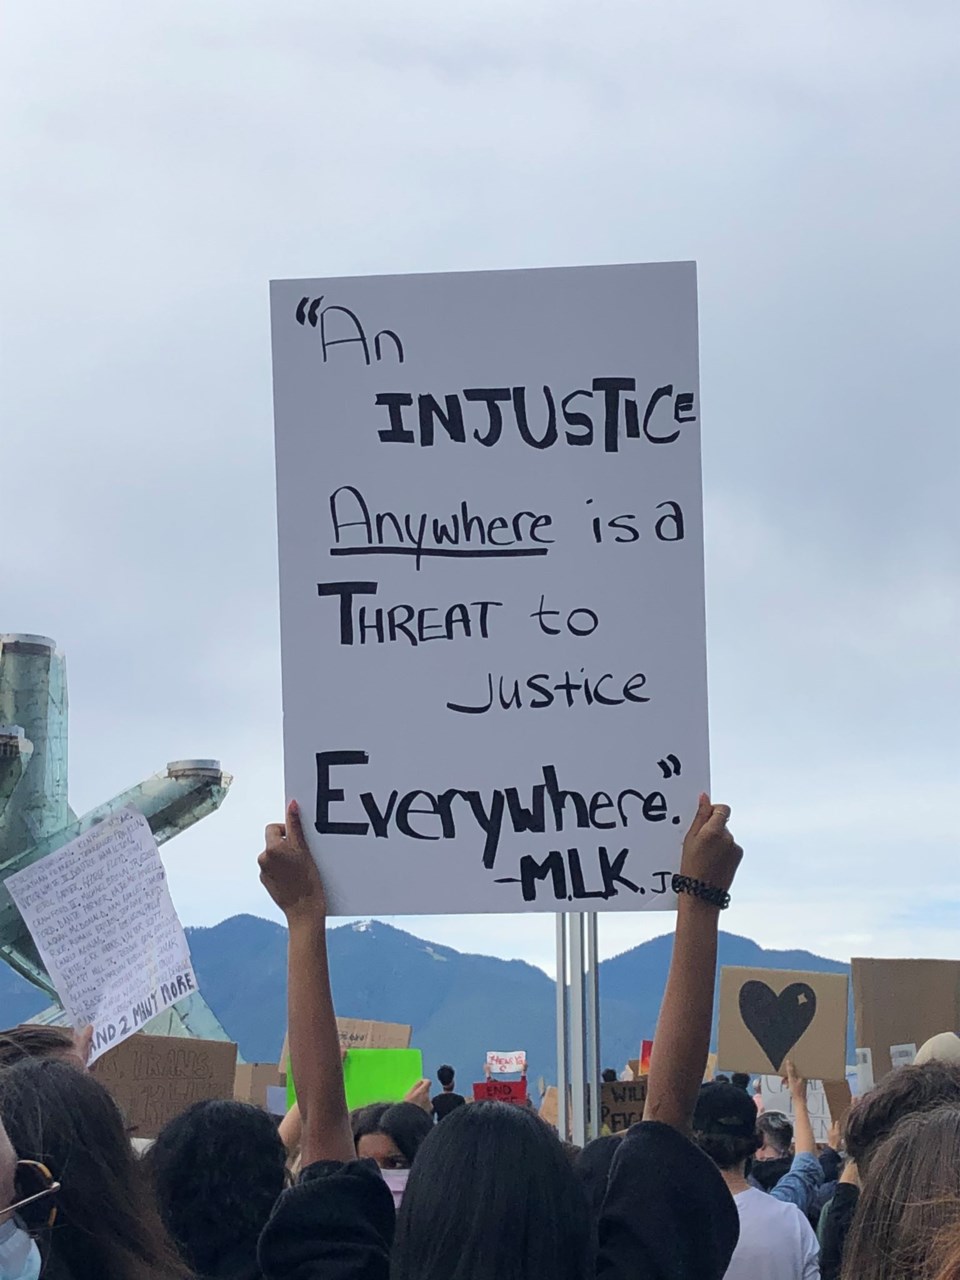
[270,262,707,914]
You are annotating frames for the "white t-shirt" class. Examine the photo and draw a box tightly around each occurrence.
[724,1188,820,1280]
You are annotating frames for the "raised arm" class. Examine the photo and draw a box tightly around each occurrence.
[259,801,354,1166]
[643,794,742,1132]
[786,1061,816,1155]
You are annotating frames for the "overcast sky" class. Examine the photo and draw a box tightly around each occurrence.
[3,1,958,978]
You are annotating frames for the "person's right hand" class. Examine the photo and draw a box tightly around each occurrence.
[827,1118,843,1151]
[259,800,328,923]
[404,1079,433,1114]
[784,1060,808,1103]
[680,794,742,894]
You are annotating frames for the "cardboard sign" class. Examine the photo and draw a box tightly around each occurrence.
[338,1018,412,1051]
[473,1079,528,1104]
[718,966,849,1081]
[270,262,707,915]
[486,1049,526,1075]
[759,1076,832,1144]
[234,1062,283,1110]
[5,808,196,1063]
[703,1052,718,1082]
[853,958,960,1081]
[823,1079,853,1127]
[93,1034,237,1138]
[280,1017,412,1080]
[600,1080,646,1132]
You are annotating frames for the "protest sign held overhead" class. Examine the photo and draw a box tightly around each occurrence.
[474,1079,528,1104]
[853,957,960,1080]
[759,1075,832,1143]
[93,1034,237,1139]
[718,966,849,1082]
[601,1080,646,1132]
[486,1049,526,1075]
[271,262,708,915]
[5,807,197,1063]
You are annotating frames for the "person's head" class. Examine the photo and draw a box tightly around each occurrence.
[841,1107,960,1280]
[601,1068,617,1084]
[437,1065,456,1091]
[0,1026,83,1071]
[353,1102,433,1170]
[915,1034,960,1068]
[0,1057,185,1280]
[0,1115,44,1280]
[756,1110,793,1160]
[933,1218,960,1280]
[845,1061,960,1178]
[145,1099,287,1277]
[713,1073,730,1084]
[692,1083,762,1173]
[731,1072,750,1092]
[574,1135,622,1219]
[392,1101,592,1280]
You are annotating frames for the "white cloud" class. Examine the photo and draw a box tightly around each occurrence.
[2,0,957,977]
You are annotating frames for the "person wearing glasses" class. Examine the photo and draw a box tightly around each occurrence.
[0,1058,188,1280]
[0,1116,57,1280]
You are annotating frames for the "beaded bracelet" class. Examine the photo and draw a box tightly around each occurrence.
[672,873,730,910]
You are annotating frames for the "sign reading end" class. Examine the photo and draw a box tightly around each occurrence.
[271,261,708,915]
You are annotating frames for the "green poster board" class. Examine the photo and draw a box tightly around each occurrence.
[287,1047,424,1112]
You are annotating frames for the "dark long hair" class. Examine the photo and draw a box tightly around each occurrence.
[145,1099,288,1276]
[842,1106,960,1280]
[0,1057,187,1280]
[392,1101,592,1280]
[352,1102,433,1165]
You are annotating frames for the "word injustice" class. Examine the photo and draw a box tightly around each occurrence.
[315,752,680,868]
[446,669,649,714]
[329,486,553,570]
[374,379,696,452]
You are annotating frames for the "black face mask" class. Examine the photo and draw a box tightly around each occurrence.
[749,1154,792,1191]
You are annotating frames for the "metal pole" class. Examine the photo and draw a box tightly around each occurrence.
[585,911,600,1139]
[555,913,568,1141]
[568,912,587,1147]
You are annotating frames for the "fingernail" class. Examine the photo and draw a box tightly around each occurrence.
[289,799,300,816]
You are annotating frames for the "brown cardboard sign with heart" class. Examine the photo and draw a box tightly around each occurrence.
[718,966,849,1081]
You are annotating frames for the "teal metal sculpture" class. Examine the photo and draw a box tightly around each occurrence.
[0,634,232,999]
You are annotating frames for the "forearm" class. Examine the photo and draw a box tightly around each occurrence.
[644,899,718,1130]
[792,1097,816,1155]
[287,915,354,1164]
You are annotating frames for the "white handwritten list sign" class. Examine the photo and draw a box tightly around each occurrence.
[5,808,197,1062]
[271,261,707,915]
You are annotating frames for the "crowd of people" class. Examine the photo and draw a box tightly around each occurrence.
[1,794,959,1279]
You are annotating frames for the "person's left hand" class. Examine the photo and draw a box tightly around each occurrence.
[404,1079,433,1114]
[259,800,328,922]
[827,1119,842,1151]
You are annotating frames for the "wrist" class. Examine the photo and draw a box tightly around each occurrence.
[286,908,327,935]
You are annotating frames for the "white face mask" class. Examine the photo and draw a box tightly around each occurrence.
[380,1167,410,1210]
[0,1218,41,1280]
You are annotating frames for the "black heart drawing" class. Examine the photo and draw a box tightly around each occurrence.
[739,981,817,1072]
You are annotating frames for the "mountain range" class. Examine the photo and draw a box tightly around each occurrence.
[0,915,852,1081]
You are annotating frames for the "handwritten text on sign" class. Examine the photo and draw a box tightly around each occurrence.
[271,262,707,914]
[5,808,197,1062]
[486,1050,527,1074]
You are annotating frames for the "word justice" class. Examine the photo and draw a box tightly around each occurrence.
[315,753,682,867]
[447,669,649,714]
[373,379,697,452]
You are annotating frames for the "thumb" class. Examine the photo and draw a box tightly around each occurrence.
[687,792,714,838]
[701,802,731,837]
[286,798,308,850]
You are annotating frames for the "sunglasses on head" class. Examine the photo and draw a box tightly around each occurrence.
[4,1161,60,1235]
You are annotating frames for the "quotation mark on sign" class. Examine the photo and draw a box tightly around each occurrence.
[295,296,324,327]
[293,296,405,366]
[657,754,681,778]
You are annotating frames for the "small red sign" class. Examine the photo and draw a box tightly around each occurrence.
[473,1079,528,1104]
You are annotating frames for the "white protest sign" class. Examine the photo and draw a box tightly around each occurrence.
[890,1042,918,1070]
[271,262,707,915]
[856,1046,875,1093]
[759,1075,832,1143]
[487,1050,527,1074]
[5,808,197,1063]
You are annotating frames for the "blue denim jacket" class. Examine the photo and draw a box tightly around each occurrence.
[766,1151,824,1211]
